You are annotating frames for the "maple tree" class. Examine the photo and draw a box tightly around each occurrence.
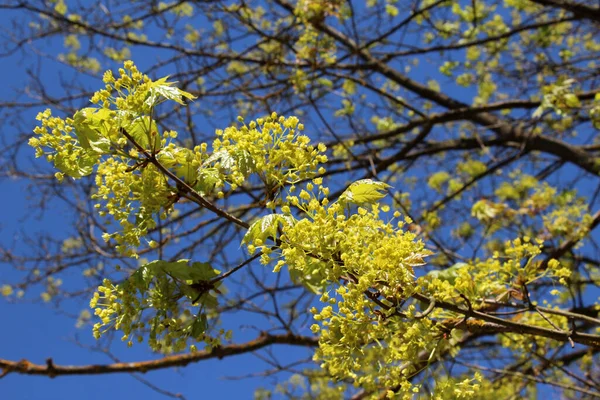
[1,0,600,398]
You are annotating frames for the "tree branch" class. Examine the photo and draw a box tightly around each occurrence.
[529,0,600,23]
[0,333,317,378]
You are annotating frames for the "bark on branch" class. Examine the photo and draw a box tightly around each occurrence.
[529,0,600,23]
[0,333,318,378]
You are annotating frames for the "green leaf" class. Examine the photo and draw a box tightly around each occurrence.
[175,161,196,183]
[195,293,218,308]
[471,199,505,221]
[532,105,544,119]
[243,214,279,245]
[126,116,159,151]
[173,149,198,183]
[76,125,111,154]
[194,167,220,194]
[146,76,197,106]
[54,0,67,14]
[156,149,178,168]
[424,262,469,284]
[54,151,97,178]
[188,261,220,281]
[72,108,112,154]
[339,179,391,206]
[234,149,256,177]
[190,314,208,338]
[145,259,220,282]
[130,261,161,291]
[205,149,255,176]
[73,107,94,126]
[205,150,236,170]
[157,259,195,280]
[132,259,220,287]
[317,78,333,88]
[288,260,327,294]
[385,4,399,17]
[242,214,295,245]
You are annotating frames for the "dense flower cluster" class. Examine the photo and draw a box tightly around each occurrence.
[420,237,570,306]
[30,62,195,255]
[470,178,592,243]
[243,177,436,394]
[90,260,226,353]
[212,113,327,192]
[31,62,331,256]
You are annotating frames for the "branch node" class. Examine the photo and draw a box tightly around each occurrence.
[459,294,473,325]
[46,358,56,378]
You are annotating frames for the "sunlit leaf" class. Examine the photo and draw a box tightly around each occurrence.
[205,150,236,170]
[72,108,112,154]
[146,76,197,106]
[54,151,97,178]
[234,149,256,177]
[339,179,391,205]
[126,116,159,151]
[242,214,295,245]
[195,167,220,194]
[424,262,469,284]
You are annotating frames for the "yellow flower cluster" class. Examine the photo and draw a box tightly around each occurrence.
[30,109,98,181]
[94,160,172,256]
[30,61,201,256]
[93,60,151,111]
[590,93,600,130]
[91,272,224,353]
[213,113,327,191]
[472,179,592,242]
[429,373,483,399]
[295,0,344,20]
[244,178,434,392]
[420,237,571,305]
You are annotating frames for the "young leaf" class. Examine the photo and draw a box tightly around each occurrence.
[339,179,391,206]
[156,259,195,281]
[144,259,220,282]
[54,151,98,178]
[403,250,433,267]
[242,214,295,245]
[131,259,220,288]
[146,76,197,106]
[423,262,469,284]
[125,116,160,151]
[243,214,280,245]
[205,150,236,170]
[194,292,218,308]
[188,261,220,282]
[130,261,161,291]
[195,167,220,194]
[288,259,327,294]
[190,314,208,338]
[564,93,581,108]
[173,149,198,183]
[402,250,433,276]
[234,149,256,177]
[72,108,112,154]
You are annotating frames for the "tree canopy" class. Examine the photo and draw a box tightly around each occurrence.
[1,0,600,398]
